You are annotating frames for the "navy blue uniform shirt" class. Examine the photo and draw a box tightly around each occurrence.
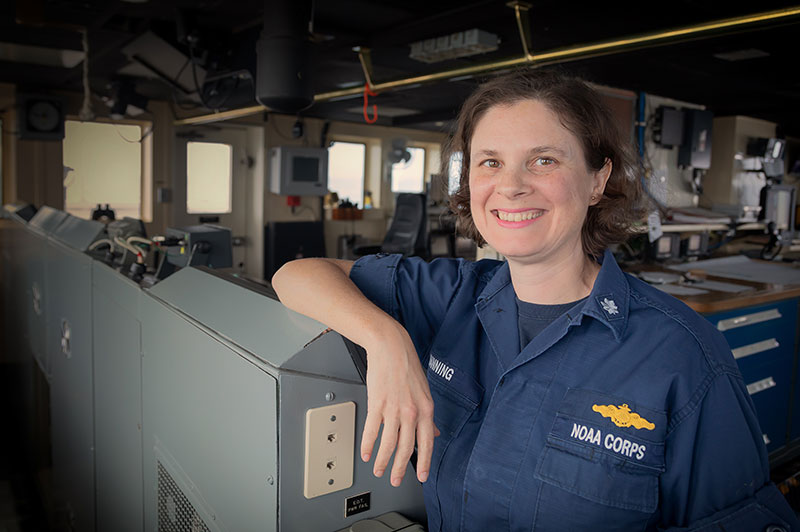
[350,250,799,532]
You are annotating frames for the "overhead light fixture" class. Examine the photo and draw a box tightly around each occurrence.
[713,48,770,61]
[409,29,499,63]
[0,41,84,68]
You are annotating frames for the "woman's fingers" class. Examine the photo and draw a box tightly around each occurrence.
[372,417,399,478]
[360,328,437,486]
[361,407,382,463]
[414,416,436,483]
[391,409,419,486]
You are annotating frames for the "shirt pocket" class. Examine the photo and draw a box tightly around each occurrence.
[532,388,666,531]
[426,356,483,439]
[424,357,483,532]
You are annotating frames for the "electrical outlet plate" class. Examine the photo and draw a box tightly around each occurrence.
[304,401,356,499]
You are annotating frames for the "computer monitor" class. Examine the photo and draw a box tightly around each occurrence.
[270,146,329,196]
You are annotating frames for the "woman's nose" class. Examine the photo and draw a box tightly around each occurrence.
[495,166,532,199]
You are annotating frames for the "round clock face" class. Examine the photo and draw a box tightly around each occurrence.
[27,100,61,132]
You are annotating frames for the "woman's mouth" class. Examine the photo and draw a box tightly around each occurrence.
[493,209,545,222]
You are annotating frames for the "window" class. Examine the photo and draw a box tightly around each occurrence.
[63,120,152,221]
[186,141,232,214]
[447,151,463,195]
[391,147,425,193]
[327,141,366,207]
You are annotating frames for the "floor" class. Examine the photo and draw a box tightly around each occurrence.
[0,365,48,532]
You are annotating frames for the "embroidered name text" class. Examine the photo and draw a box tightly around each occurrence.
[570,423,646,460]
[428,354,454,381]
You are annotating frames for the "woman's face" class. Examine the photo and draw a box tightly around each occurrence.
[468,99,610,267]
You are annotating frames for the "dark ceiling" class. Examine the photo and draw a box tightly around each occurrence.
[2,0,800,136]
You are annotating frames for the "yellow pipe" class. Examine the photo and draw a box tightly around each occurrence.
[525,6,800,64]
[175,6,800,126]
[511,2,532,59]
[174,105,267,126]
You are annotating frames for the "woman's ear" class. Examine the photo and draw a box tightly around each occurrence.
[590,158,612,204]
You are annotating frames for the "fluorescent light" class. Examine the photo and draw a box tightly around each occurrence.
[713,48,770,61]
[0,42,84,68]
[410,29,499,63]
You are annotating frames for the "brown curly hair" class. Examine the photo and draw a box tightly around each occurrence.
[444,67,645,259]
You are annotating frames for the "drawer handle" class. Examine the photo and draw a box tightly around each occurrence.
[732,339,780,360]
[717,309,782,331]
[747,377,776,396]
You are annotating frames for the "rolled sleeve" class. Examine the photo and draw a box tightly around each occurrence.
[349,254,465,360]
[349,253,404,321]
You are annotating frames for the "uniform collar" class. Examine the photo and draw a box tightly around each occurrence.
[574,249,629,342]
[475,249,629,342]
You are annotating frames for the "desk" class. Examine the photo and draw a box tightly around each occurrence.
[629,263,800,459]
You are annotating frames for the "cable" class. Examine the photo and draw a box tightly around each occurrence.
[88,238,115,251]
[186,243,199,266]
[78,29,94,121]
[188,42,218,111]
[292,205,317,221]
[127,235,153,247]
[114,236,146,260]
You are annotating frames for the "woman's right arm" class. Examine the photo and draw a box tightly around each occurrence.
[272,258,436,487]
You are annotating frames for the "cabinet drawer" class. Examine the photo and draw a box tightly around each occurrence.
[716,308,782,332]
[740,359,792,454]
[705,299,797,367]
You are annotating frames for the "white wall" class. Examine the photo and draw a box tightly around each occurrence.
[642,93,706,208]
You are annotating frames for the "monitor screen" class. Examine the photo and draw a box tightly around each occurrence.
[293,156,320,182]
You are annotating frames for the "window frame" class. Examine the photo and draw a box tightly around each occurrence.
[390,145,427,194]
[327,140,368,208]
[185,140,234,215]
[62,116,153,222]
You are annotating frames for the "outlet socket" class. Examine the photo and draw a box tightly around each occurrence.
[303,401,355,499]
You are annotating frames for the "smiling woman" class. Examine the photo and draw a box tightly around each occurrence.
[272,68,800,532]
[467,100,610,283]
[445,69,643,259]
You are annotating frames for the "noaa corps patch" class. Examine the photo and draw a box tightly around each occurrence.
[592,403,655,430]
[548,388,666,472]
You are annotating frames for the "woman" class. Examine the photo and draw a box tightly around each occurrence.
[273,69,797,531]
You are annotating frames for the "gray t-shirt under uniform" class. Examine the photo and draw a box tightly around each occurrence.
[516,296,588,349]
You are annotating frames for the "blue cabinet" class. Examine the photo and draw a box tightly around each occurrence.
[703,298,799,455]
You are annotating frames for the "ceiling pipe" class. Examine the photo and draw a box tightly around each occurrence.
[174,5,800,126]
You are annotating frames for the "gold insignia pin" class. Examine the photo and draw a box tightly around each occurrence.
[592,403,655,430]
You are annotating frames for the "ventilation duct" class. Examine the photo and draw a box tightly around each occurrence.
[255,0,313,113]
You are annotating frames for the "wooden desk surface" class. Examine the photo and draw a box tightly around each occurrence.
[627,265,800,314]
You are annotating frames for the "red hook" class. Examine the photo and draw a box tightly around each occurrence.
[363,84,378,124]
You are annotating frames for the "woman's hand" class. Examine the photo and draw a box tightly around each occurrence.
[272,258,438,486]
[361,322,438,486]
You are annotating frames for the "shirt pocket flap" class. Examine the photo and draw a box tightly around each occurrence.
[535,441,659,513]
[427,355,483,438]
[534,387,667,514]
[551,388,667,471]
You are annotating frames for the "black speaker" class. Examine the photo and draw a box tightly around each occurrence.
[264,221,325,279]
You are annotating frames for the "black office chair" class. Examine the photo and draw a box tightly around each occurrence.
[355,193,429,258]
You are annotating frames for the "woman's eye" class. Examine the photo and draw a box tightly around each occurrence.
[534,157,556,167]
[481,159,501,168]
